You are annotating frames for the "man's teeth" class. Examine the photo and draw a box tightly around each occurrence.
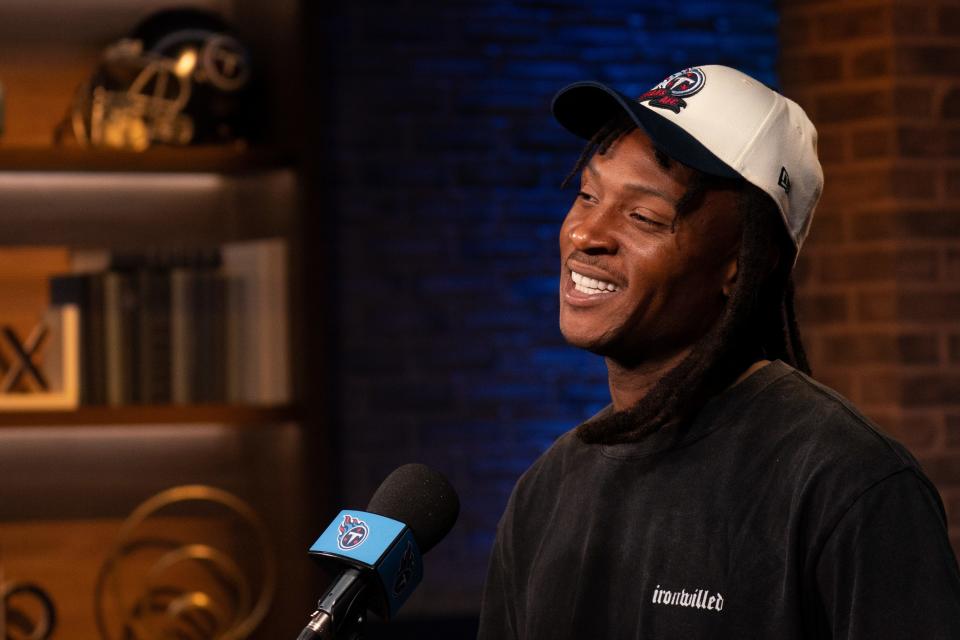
[571,270,620,295]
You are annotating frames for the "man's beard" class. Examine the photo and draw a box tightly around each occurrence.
[574,315,759,445]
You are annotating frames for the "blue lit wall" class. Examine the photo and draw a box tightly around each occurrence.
[326,0,779,617]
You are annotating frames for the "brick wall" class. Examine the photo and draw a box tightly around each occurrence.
[321,1,779,616]
[781,0,960,553]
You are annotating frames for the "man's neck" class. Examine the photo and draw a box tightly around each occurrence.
[605,349,692,412]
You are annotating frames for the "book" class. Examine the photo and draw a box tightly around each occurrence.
[170,267,195,405]
[102,271,125,406]
[190,269,228,404]
[138,268,172,404]
[221,238,289,405]
[46,241,289,407]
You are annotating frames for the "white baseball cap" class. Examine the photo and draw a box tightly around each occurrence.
[551,65,823,254]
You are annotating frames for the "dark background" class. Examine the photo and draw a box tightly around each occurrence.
[301,0,778,627]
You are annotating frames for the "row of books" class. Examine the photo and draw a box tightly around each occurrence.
[49,239,289,406]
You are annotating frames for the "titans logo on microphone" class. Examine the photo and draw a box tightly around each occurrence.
[337,514,370,550]
[393,540,416,596]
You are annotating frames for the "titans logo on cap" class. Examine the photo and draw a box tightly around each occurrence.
[637,67,706,114]
[337,514,370,550]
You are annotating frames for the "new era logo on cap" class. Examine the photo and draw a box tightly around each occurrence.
[778,167,791,193]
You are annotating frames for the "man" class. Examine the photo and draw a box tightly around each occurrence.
[478,65,960,638]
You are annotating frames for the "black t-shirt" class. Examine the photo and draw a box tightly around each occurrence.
[478,361,960,639]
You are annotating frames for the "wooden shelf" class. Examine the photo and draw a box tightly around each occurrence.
[0,404,298,427]
[0,162,297,248]
[0,146,294,174]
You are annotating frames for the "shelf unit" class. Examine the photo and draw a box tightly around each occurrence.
[0,2,324,639]
[0,161,308,636]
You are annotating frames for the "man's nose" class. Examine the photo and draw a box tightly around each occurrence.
[568,207,617,253]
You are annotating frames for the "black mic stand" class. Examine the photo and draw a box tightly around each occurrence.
[296,568,369,640]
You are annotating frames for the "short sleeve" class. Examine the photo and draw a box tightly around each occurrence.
[815,469,960,639]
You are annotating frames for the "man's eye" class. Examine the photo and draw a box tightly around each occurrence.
[577,191,597,203]
[630,211,668,227]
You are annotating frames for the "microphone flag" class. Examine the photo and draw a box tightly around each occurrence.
[309,510,423,618]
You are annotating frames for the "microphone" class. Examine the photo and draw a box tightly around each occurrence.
[296,463,460,640]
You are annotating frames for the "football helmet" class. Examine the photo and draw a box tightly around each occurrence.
[57,9,253,150]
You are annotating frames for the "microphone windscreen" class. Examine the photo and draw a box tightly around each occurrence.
[366,463,459,554]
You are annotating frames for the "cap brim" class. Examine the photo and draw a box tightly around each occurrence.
[551,81,740,180]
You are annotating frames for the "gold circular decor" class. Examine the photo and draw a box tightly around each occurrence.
[94,485,277,640]
[2,581,56,640]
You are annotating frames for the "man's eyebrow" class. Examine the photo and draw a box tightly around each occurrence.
[585,161,678,206]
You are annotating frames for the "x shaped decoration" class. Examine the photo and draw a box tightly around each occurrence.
[1,323,49,393]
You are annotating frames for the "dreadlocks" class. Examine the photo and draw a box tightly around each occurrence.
[562,114,810,445]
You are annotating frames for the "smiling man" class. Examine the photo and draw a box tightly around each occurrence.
[478,66,960,639]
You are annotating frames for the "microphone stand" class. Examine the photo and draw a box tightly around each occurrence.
[296,568,368,640]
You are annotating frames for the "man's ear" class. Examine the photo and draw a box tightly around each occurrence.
[721,251,739,298]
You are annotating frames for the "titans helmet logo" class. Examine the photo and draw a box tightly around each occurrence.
[637,67,706,114]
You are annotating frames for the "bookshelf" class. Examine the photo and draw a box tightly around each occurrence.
[0,1,325,639]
